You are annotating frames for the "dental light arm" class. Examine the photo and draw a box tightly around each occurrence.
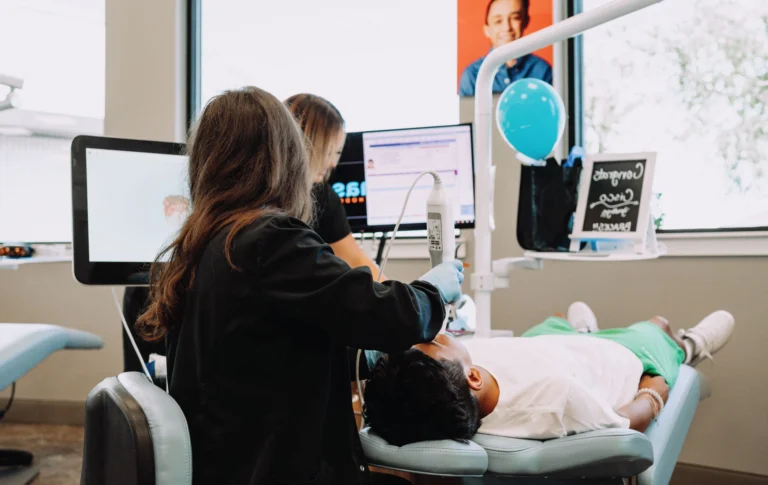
[471,0,665,338]
[0,74,24,111]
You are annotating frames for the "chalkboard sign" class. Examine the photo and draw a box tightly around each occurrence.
[571,152,656,242]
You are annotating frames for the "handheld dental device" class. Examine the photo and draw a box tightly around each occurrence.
[378,171,457,285]
[427,177,456,270]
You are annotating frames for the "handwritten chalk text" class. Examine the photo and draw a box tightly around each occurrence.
[592,222,633,232]
[589,188,640,210]
[592,162,644,187]
[600,206,631,219]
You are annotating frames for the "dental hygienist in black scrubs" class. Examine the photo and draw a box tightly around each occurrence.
[134,87,463,485]
[122,94,384,373]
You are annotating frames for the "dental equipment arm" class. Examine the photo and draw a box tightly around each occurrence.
[0,74,24,111]
[472,0,665,338]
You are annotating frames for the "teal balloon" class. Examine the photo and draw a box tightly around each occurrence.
[496,78,565,164]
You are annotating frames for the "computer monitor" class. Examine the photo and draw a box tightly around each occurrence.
[328,123,475,232]
[71,135,188,285]
[73,126,474,284]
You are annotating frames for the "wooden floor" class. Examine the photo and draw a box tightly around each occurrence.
[0,423,83,485]
[1,422,765,485]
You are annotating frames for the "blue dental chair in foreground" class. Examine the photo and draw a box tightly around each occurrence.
[0,323,103,484]
[80,365,706,485]
[360,365,708,485]
[80,372,191,485]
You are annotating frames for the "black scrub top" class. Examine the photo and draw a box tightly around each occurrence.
[166,215,445,484]
[121,183,352,373]
[312,182,352,244]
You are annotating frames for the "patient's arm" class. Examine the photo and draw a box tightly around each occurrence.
[617,375,670,433]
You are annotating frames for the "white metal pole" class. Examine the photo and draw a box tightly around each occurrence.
[552,0,567,161]
[471,0,664,338]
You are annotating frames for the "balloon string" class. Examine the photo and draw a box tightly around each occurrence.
[516,152,548,166]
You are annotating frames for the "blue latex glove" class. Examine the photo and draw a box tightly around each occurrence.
[418,260,465,304]
[365,350,384,370]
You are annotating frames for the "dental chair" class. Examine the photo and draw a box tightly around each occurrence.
[0,323,103,484]
[80,372,191,485]
[360,365,709,485]
[76,361,706,485]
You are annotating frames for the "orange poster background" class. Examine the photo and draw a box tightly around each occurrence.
[457,0,554,92]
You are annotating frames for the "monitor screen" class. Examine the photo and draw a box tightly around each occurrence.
[329,123,475,232]
[72,136,187,285]
[85,148,189,263]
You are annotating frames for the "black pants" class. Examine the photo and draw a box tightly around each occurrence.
[122,287,165,373]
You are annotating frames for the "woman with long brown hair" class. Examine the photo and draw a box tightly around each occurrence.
[119,95,382,386]
[136,86,463,485]
[284,93,385,280]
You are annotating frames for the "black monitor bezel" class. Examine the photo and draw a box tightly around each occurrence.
[346,122,476,233]
[71,135,186,286]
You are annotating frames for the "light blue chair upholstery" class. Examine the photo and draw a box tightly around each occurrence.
[0,323,103,485]
[359,428,488,477]
[81,372,192,485]
[361,365,704,485]
[0,323,104,391]
[473,428,652,478]
[638,365,700,485]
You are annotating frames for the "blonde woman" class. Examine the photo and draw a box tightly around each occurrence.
[285,93,386,281]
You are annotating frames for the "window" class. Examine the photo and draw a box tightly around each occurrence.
[190,0,476,245]
[190,0,460,132]
[576,0,768,233]
[0,0,104,243]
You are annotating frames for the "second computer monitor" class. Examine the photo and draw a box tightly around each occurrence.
[330,123,475,232]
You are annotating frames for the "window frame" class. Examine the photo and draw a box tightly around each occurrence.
[568,0,768,254]
[187,0,768,256]
[187,0,202,125]
[0,0,106,246]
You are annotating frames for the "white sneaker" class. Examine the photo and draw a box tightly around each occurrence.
[567,302,599,333]
[678,310,735,366]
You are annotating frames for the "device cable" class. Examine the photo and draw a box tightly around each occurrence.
[374,232,388,267]
[355,349,367,430]
[0,382,15,422]
[111,287,153,382]
[377,171,441,283]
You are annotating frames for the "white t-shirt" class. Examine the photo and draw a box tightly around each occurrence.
[461,335,644,440]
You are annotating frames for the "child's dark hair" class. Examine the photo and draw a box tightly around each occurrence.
[363,349,481,446]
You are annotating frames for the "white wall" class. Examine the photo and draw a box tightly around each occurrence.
[0,0,765,477]
[0,264,121,402]
[0,0,188,404]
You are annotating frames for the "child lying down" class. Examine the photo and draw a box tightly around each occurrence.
[362,303,734,446]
